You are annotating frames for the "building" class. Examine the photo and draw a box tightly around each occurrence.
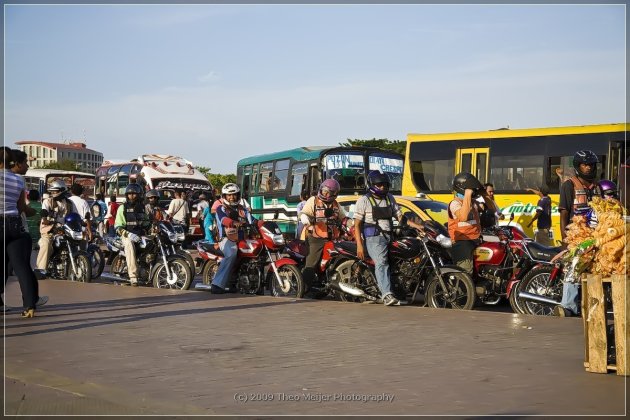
[14,140,104,173]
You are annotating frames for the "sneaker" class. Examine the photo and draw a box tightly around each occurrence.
[383,293,400,306]
[210,284,225,294]
[554,305,572,317]
[36,296,49,307]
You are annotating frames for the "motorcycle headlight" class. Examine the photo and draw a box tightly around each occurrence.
[436,234,452,248]
[64,225,83,240]
[168,232,178,243]
[272,234,285,246]
[177,232,186,242]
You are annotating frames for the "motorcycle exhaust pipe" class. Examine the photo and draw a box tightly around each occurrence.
[518,291,561,306]
[99,273,130,282]
[195,284,213,291]
[329,280,365,297]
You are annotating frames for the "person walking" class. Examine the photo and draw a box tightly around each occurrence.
[527,185,553,246]
[105,194,120,236]
[167,190,190,230]
[1,147,47,317]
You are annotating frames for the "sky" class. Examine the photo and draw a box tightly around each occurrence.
[4,3,626,174]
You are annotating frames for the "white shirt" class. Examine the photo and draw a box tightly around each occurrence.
[68,195,92,221]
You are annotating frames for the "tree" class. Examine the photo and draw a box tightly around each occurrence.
[338,138,406,155]
[194,166,237,193]
[40,159,82,171]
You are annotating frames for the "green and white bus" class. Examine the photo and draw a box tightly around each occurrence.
[236,146,405,236]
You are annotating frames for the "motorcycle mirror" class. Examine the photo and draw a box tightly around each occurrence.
[510,212,515,221]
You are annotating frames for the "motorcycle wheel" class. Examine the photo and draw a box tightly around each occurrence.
[152,255,193,290]
[270,265,305,298]
[518,265,562,316]
[68,252,92,283]
[88,245,105,279]
[508,280,527,314]
[426,270,475,310]
[177,249,197,278]
[110,254,128,278]
[201,260,219,285]
[334,260,379,303]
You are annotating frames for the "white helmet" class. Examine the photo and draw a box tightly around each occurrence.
[48,180,68,198]
[221,183,241,206]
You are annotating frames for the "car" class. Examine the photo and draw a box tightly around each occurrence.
[336,194,449,228]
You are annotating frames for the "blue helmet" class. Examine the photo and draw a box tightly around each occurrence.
[64,212,83,232]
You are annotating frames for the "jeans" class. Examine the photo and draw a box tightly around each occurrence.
[365,235,391,298]
[211,238,238,289]
[560,281,580,315]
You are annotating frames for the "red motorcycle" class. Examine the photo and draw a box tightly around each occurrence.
[470,216,562,312]
[194,220,305,297]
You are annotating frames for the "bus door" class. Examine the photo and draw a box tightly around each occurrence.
[456,148,489,184]
[608,141,624,184]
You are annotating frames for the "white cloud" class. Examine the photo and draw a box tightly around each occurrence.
[198,71,220,83]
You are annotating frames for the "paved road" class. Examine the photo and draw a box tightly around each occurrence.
[3,277,626,416]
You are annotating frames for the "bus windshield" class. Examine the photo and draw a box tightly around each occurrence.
[369,152,404,192]
[323,151,366,190]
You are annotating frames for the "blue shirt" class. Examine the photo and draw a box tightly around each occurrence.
[1,169,25,216]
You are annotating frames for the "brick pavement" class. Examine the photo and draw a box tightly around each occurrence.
[2,278,626,416]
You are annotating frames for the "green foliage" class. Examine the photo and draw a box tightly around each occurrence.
[339,138,407,155]
[40,159,82,171]
[194,166,236,191]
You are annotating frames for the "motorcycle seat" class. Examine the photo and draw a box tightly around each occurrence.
[335,241,358,256]
[198,241,224,257]
[525,241,563,262]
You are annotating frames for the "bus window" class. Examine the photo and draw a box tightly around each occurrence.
[489,155,544,191]
[259,162,274,193]
[117,164,133,195]
[241,165,251,198]
[273,159,290,191]
[410,160,454,192]
[323,152,364,190]
[251,163,260,194]
[309,164,320,192]
[289,162,308,197]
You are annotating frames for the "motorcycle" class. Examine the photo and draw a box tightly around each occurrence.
[167,221,199,278]
[516,240,596,316]
[87,236,106,279]
[40,212,92,282]
[195,220,305,297]
[467,214,562,313]
[103,220,193,289]
[327,219,476,309]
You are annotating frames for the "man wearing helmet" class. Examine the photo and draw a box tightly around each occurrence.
[354,171,423,306]
[114,183,151,286]
[555,150,602,316]
[209,183,256,294]
[145,189,168,222]
[559,150,602,239]
[447,172,498,277]
[298,178,346,294]
[37,180,75,270]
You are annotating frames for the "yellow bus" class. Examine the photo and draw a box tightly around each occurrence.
[402,123,628,244]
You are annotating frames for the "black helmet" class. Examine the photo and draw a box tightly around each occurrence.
[125,183,143,202]
[367,170,391,197]
[572,150,599,181]
[452,172,483,195]
[146,189,159,199]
